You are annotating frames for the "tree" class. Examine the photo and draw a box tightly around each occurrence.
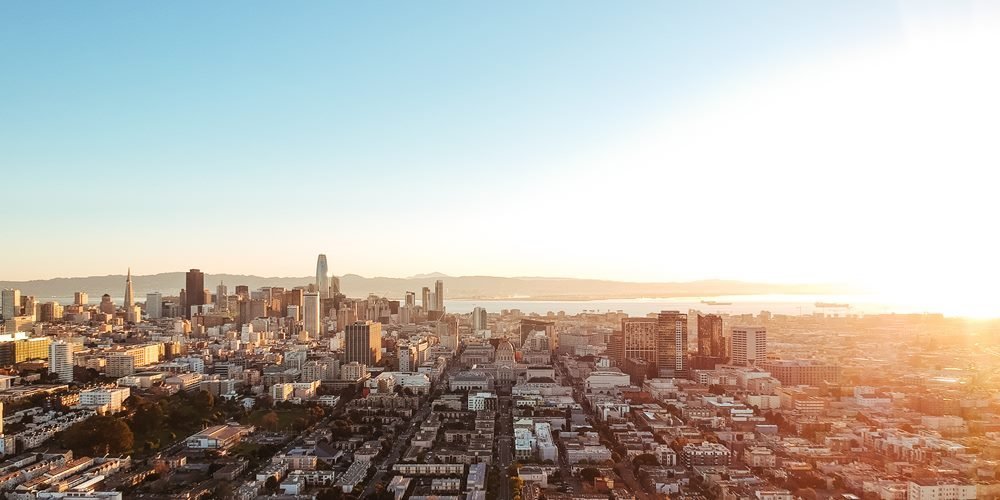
[261,411,280,431]
[265,476,279,492]
[61,416,134,456]
[193,389,216,411]
[130,399,165,435]
[632,453,659,471]
[211,481,235,500]
[316,489,343,500]
[580,467,601,483]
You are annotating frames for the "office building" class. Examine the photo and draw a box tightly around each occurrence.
[216,282,228,311]
[697,314,725,358]
[39,302,63,322]
[421,287,430,311]
[49,341,75,383]
[434,280,445,312]
[303,292,321,339]
[617,317,657,368]
[519,318,556,350]
[730,326,767,367]
[146,292,163,319]
[345,321,382,366]
[185,269,206,318]
[405,291,415,308]
[99,294,115,314]
[316,254,330,299]
[471,307,487,331]
[73,292,88,306]
[656,310,688,378]
[1,289,20,319]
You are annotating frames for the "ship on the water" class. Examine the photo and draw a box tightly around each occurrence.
[815,302,849,308]
[701,300,733,306]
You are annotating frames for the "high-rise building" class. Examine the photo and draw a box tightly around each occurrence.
[185,269,206,318]
[22,295,38,320]
[49,341,74,383]
[608,331,624,367]
[618,317,658,368]
[316,254,330,299]
[519,318,556,350]
[697,314,725,358]
[146,292,163,319]
[303,292,321,339]
[730,326,767,367]
[434,280,445,312]
[421,287,431,311]
[216,282,228,312]
[404,291,415,308]
[285,289,304,316]
[330,275,341,295]
[656,310,688,378]
[1,289,21,319]
[40,302,63,322]
[471,307,487,331]
[124,268,135,308]
[345,320,382,366]
[73,292,88,306]
[99,294,115,314]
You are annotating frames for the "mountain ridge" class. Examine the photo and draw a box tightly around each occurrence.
[0,272,850,301]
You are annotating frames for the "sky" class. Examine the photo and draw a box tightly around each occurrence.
[1,2,998,315]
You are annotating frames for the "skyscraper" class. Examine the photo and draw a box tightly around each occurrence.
[404,291,416,308]
[697,314,725,358]
[345,320,382,366]
[421,287,431,311]
[434,280,445,311]
[99,294,115,314]
[656,310,688,378]
[519,318,557,350]
[471,307,487,331]
[73,292,88,306]
[124,268,135,308]
[49,341,74,383]
[730,326,767,367]
[303,292,321,339]
[184,269,205,318]
[216,282,228,311]
[618,317,658,366]
[146,292,163,319]
[316,254,330,299]
[1,289,21,319]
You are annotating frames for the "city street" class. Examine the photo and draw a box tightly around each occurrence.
[359,402,432,497]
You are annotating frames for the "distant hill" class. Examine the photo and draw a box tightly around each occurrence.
[0,272,847,301]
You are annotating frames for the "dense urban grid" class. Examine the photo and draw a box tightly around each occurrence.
[0,256,998,500]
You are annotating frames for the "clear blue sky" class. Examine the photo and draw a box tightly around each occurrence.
[2,1,998,315]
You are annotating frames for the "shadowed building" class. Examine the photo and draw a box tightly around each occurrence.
[345,321,382,366]
[185,269,205,319]
[656,310,688,378]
